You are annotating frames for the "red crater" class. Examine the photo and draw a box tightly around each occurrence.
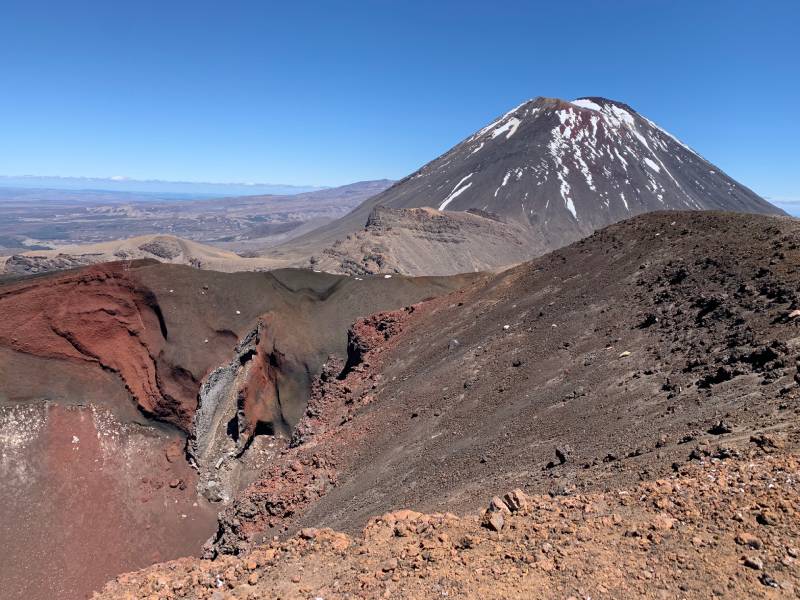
[0,263,198,430]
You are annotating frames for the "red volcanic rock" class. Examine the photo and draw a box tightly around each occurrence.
[235,319,290,446]
[341,306,415,375]
[165,439,184,463]
[0,263,198,430]
[209,303,428,556]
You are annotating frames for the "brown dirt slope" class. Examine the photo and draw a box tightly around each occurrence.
[307,206,540,276]
[98,447,800,599]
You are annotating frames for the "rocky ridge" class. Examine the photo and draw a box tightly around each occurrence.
[308,206,535,276]
[0,235,273,277]
[189,212,800,561]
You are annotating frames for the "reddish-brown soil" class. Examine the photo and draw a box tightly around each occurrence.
[0,402,217,600]
[98,445,800,599]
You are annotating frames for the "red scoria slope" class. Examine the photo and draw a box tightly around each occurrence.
[0,262,474,434]
[0,261,474,600]
[0,261,196,428]
[98,446,800,600]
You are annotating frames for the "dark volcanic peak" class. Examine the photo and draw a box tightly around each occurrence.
[275,96,783,272]
[401,95,781,227]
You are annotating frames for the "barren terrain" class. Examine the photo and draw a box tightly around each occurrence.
[0,234,289,276]
[263,98,784,275]
[0,260,471,600]
[92,210,800,599]
[98,448,800,600]
[306,206,537,276]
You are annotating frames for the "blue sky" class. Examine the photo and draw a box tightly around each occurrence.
[0,0,798,206]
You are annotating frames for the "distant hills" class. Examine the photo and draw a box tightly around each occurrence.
[0,175,326,197]
[3,97,788,278]
[0,180,393,257]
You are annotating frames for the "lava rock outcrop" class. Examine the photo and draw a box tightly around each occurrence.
[0,262,197,429]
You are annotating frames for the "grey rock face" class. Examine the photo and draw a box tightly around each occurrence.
[190,324,263,503]
[312,206,535,276]
[4,253,100,274]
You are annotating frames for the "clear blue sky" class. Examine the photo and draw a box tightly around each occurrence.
[1,0,798,204]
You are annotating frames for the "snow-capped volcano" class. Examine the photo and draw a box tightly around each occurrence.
[271,96,784,271]
[396,96,782,229]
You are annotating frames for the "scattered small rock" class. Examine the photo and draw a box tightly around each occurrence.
[757,510,778,526]
[759,573,779,588]
[744,556,764,570]
[488,496,511,515]
[750,433,784,451]
[502,489,529,513]
[736,533,763,549]
[482,511,505,532]
[708,420,733,435]
[299,528,319,540]
[380,558,398,572]
[651,515,676,531]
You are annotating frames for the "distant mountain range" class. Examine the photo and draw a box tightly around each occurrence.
[0,175,326,198]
